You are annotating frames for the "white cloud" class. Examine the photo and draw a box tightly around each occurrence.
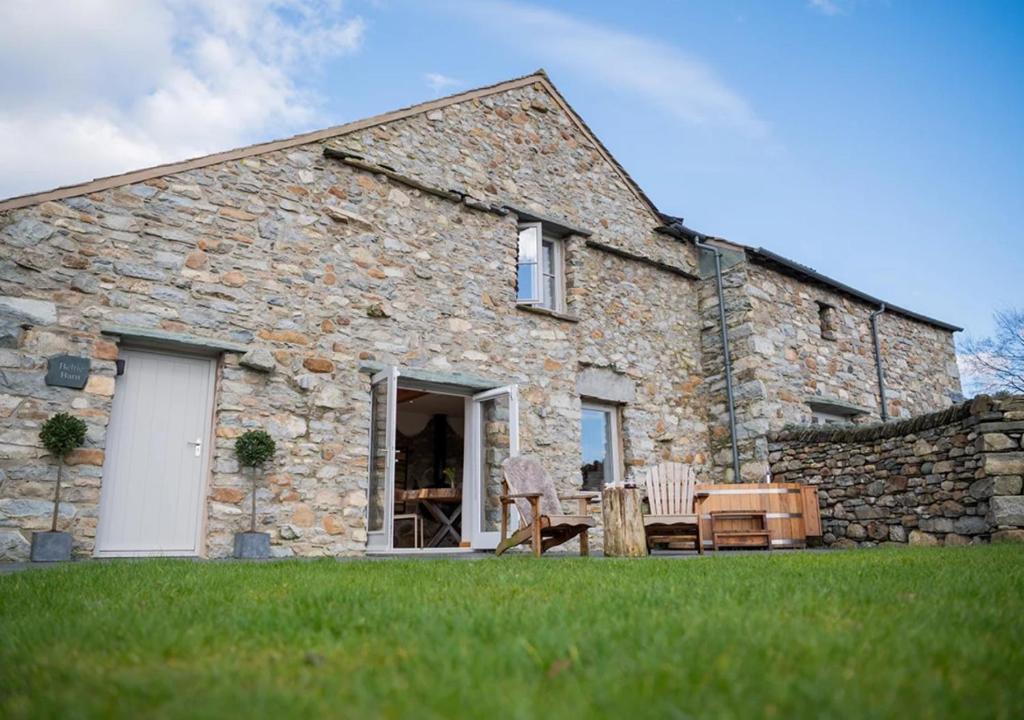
[0,0,365,200]
[460,2,767,138]
[808,0,844,16]
[424,72,462,95]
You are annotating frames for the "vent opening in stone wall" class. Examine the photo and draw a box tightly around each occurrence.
[817,302,838,341]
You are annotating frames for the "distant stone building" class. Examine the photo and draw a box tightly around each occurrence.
[0,72,961,560]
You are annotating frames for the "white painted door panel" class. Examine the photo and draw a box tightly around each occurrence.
[96,349,216,556]
[468,385,519,550]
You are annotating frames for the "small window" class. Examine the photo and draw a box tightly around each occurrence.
[517,223,564,311]
[811,409,848,426]
[817,302,837,341]
[807,399,866,425]
[580,402,621,490]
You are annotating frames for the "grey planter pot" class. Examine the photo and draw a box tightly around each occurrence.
[233,531,271,559]
[31,531,72,562]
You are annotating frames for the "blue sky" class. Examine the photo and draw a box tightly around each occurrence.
[1,0,1021,347]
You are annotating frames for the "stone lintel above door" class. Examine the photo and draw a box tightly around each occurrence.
[101,324,250,355]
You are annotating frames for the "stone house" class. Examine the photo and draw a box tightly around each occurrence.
[0,71,962,560]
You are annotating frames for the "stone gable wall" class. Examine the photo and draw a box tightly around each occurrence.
[768,395,1024,547]
[0,82,708,560]
[331,82,693,274]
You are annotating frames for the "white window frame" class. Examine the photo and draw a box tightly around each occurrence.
[517,223,565,312]
[580,401,622,489]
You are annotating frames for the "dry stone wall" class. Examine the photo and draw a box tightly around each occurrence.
[768,395,1024,547]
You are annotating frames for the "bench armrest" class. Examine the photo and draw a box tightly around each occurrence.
[561,491,600,515]
[503,492,543,499]
[559,493,600,502]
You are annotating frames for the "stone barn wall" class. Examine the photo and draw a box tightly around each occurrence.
[699,245,962,484]
[0,79,708,561]
[768,395,1024,547]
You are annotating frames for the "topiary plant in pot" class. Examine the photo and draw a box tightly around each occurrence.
[33,412,87,561]
[233,429,276,559]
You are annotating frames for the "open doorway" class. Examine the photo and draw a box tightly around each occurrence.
[366,367,519,553]
[393,389,466,549]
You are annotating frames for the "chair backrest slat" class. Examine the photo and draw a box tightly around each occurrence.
[683,466,695,514]
[502,455,561,525]
[649,464,664,514]
[667,463,678,513]
[645,462,697,515]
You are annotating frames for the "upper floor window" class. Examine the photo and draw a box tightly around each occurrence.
[517,223,564,311]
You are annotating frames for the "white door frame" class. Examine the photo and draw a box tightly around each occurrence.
[95,347,217,557]
[364,370,520,553]
[467,385,520,549]
[366,366,399,551]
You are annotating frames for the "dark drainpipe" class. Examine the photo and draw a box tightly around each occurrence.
[870,304,889,421]
[690,232,742,483]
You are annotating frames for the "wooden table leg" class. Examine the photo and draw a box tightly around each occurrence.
[422,501,462,548]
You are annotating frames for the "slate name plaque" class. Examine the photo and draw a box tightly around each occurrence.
[45,355,91,389]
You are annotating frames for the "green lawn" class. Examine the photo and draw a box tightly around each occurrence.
[1,547,1022,719]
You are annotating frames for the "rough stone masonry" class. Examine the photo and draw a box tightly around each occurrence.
[0,72,966,560]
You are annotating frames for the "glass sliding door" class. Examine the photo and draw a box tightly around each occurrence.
[367,367,398,551]
[468,386,519,549]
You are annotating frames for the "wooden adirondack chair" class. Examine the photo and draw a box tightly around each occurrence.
[496,455,599,557]
[643,462,704,554]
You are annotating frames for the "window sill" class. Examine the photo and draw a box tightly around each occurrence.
[515,303,579,323]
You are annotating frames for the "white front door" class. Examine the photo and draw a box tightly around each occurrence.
[366,366,398,551]
[96,348,216,557]
[467,385,519,549]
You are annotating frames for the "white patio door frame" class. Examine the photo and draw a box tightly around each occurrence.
[466,385,520,550]
[365,369,520,552]
[366,366,399,551]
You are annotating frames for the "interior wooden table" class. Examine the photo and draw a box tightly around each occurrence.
[396,488,463,548]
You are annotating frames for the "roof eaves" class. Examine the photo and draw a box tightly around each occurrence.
[0,71,548,212]
[748,247,963,332]
[655,223,961,332]
[1,70,666,225]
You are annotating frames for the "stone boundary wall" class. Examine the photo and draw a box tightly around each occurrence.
[768,395,1024,547]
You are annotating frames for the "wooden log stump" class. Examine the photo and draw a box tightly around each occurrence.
[601,486,647,557]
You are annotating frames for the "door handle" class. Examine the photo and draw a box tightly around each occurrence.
[187,438,202,457]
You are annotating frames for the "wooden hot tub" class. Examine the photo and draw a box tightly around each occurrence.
[695,483,822,549]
